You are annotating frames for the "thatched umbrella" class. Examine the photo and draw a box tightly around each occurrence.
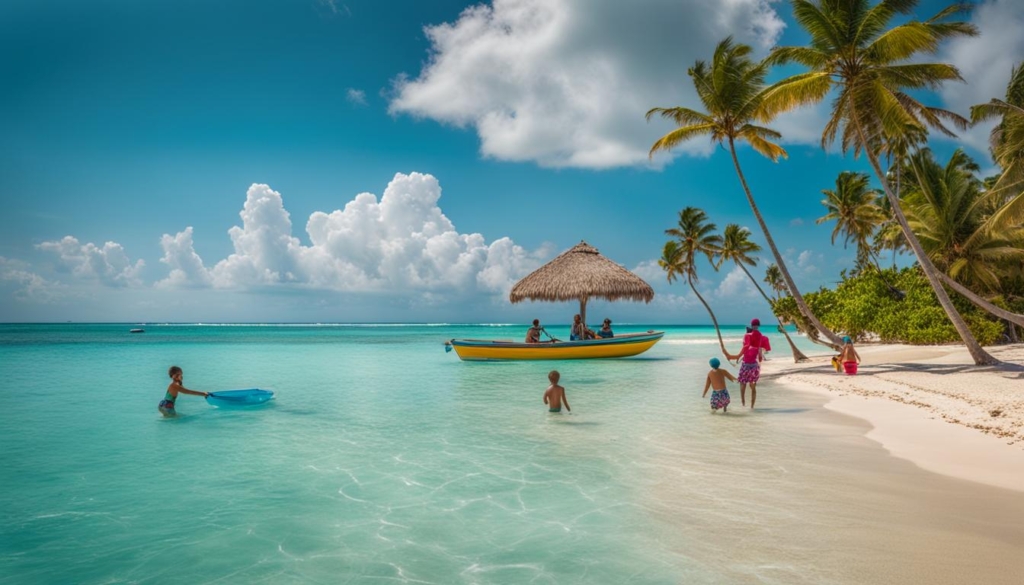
[509,241,654,327]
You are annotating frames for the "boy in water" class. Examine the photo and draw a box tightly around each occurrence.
[159,366,210,417]
[543,370,570,413]
[702,357,736,413]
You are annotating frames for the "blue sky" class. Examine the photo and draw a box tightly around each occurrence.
[1,0,1021,324]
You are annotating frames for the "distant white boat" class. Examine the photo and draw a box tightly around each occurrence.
[129,328,145,333]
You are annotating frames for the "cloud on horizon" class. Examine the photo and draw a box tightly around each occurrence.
[13,175,779,323]
[33,173,548,306]
[389,0,785,169]
[36,237,145,287]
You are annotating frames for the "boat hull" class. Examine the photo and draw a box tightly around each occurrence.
[448,331,664,361]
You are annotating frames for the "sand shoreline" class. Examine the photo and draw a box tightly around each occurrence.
[761,343,1024,493]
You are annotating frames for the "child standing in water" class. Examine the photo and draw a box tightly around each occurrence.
[159,366,210,417]
[543,370,570,413]
[702,357,736,413]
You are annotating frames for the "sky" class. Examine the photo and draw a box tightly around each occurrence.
[1,0,1022,325]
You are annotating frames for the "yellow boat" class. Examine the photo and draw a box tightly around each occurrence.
[445,331,664,361]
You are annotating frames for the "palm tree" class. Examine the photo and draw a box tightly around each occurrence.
[717,224,809,362]
[660,207,730,358]
[647,37,843,349]
[817,171,906,299]
[971,62,1024,204]
[903,148,1024,329]
[765,0,996,364]
[764,264,785,298]
[816,171,886,270]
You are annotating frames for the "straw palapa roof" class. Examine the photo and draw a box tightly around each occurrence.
[509,241,654,305]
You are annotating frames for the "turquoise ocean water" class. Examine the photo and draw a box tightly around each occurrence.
[2,323,1023,584]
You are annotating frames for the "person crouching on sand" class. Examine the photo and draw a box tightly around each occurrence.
[703,357,736,413]
[160,366,209,417]
[543,370,570,413]
[839,336,861,375]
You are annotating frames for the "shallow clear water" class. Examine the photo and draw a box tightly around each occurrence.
[1,323,1022,584]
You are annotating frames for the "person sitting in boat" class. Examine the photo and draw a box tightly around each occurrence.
[570,314,597,341]
[526,319,546,343]
[597,318,614,338]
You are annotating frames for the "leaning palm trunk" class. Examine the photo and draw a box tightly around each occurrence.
[728,137,842,349]
[735,263,809,362]
[854,123,997,365]
[687,273,730,358]
[936,272,1024,329]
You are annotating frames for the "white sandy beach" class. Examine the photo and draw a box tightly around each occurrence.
[762,343,1024,492]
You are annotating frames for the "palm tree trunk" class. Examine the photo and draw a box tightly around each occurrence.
[735,263,810,362]
[893,163,901,270]
[687,273,730,358]
[936,272,1024,328]
[727,137,843,348]
[853,124,997,365]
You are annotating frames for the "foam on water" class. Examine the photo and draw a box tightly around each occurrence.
[1,324,1022,584]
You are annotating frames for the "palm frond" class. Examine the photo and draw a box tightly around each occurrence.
[876,63,963,90]
[649,124,718,158]
[865,23,938,63]
[758,72,833,122]
[745,135,789,162]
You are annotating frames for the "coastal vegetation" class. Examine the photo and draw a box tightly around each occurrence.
[771,267,1004,346]
[651,0,1024,358]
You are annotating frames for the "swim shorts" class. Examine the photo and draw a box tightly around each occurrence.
[158,399,176,415]
[710,389,730,410]
[738,361,760,384]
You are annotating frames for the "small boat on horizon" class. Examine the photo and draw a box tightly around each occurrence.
[129,328,145,333]
[446,330,664,361]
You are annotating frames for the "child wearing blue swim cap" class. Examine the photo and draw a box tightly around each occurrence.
[703,356,736,413]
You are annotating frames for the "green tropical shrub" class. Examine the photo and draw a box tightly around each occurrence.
[770,267,1003,345]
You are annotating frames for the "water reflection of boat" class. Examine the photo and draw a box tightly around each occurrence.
[446,331,664,361]
[129,328,145,333]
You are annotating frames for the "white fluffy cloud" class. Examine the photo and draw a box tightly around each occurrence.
[389,0,785,169]
[37,236,144,287]
[939,0,1024,155]
[157,227,212,288]
[26,173,546,303]
[715,265,760,299]
[190,173,544,295]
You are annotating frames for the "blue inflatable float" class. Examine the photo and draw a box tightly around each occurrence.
[206,389,275,408]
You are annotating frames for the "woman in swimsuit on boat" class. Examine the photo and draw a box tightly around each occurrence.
[159,366,210,416]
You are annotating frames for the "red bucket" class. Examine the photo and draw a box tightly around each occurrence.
[843,361,858,375]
